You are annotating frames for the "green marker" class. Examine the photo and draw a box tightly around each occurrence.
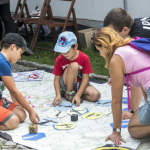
[70,109,81,114]
[85,113,95,118]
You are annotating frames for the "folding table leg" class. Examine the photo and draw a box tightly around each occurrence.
[30,25,41,52]
[72,8,81,50]
[24,23,30,42]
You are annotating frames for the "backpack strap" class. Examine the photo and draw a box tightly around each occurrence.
[130,37,150,53]
[125,67,150,110]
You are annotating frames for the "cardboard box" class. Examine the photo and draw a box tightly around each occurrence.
[78,28,96,48]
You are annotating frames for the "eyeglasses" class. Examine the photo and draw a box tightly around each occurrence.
[91,32,102,47]
[22,49,25,53]
[91,33,97,42]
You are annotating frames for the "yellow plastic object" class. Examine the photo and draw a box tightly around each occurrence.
[94,147,130,150]
[82,112,102,119]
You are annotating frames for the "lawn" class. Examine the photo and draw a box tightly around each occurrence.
[21,41,109,77]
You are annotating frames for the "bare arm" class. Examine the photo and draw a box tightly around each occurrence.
[76,74,89,97]
[109,55,125,132]
[10,93,18,103]
[105,55,126,145]
[10,93,23,108]
[141,87,147,102]
[53,76,61,106]
[54,76,61,96]
[130,86,143,112]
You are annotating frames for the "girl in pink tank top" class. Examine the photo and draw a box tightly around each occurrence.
[93,27,150,146]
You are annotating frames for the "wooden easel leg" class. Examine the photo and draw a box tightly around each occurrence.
[72,8,81,51]
[53,52,58,60]
[51,28,57,43]
[30,0,50,52]
[13,0,21,19]
[51,27,58,59]
[30,24,41,52]
[24,1,34,37]
[30,24,34,37]
[24,23,30,42]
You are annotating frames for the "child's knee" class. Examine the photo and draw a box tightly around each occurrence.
[68,62,78,71]
[13,106,26,123]
[6,115,20,130]
[92,91,101,102]
[18,109,26,123]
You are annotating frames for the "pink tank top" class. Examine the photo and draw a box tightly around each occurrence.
[114,45,150,92]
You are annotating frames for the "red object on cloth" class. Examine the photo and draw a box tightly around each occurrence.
[29,74,38,79]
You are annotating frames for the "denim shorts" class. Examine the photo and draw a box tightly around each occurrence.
[137,87,150,125]
[60,75,91,92]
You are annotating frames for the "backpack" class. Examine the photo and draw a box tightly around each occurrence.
[125,37,150,110]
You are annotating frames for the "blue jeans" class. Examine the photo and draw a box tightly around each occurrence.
[137,87,150,125]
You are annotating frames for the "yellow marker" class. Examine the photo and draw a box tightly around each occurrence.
[54,122,76,130]
[94,147,130,150]
[82,112,102,119]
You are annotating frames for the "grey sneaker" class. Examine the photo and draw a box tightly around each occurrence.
[65,91,83,104]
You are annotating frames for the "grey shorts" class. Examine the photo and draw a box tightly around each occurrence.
[137,87,150,125]
[60,75,91,93]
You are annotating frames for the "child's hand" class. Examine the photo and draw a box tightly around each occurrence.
[52,94,61,106]
[72,94,80,106]
[29,110,40,124]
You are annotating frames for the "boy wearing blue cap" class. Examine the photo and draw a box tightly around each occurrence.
[52,31,100,106]
[0,33,39,130]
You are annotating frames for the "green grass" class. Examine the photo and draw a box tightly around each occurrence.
[21,41,109,76]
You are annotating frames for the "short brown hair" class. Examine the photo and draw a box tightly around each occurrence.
[71,44,76,49]
[1,43,20,50]
[103,8,134,32]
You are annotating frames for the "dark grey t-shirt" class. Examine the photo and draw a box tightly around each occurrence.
[0,0,9,5]
[129,17,150,38]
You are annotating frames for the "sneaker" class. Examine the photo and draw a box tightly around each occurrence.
[60,89,66,97]
[66,91,83,104]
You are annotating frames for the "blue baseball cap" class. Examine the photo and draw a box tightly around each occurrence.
[54,31,77,53]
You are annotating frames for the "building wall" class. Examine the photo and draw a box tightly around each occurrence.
[10,0,150,27]
[124,0,150,18]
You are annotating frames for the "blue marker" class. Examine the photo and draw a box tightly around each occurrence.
[110,120,129,128]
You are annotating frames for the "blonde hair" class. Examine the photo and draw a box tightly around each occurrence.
[93,27,132,68]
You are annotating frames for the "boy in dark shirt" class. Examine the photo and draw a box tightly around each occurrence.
[104,8,150,38]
